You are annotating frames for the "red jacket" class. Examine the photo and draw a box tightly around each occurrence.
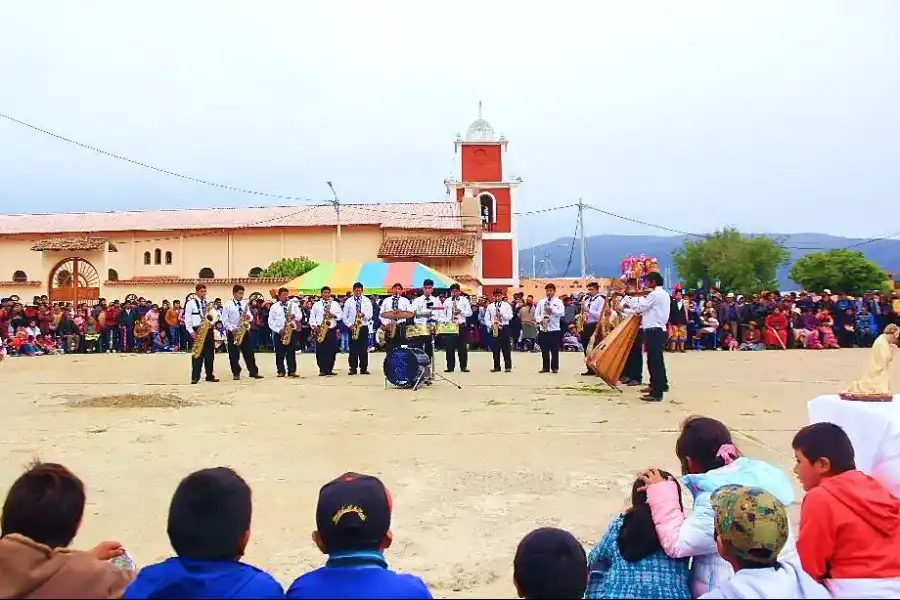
[798,470,900,583]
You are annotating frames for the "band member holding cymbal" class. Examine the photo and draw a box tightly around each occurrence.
[221,284,262,380]
[379,283,412,351]
[343,281,374,375]
[410,278,439,359]
[441,283,473,373]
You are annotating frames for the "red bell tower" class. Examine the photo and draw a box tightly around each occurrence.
[445,102,522,293]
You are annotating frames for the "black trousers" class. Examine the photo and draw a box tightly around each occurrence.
[581,322,597,355]
[622,329,644,383]
[538,330,562,371]
[190,329,215,381]
[645,327,668,397]
[410,335,433,359]
[226,331,259,377]
[444,326,468,371]
[315,328,338,374]
[274,332,297,375]
[491,326,512,370]
[349,326,369,372]
[384,326,406,351]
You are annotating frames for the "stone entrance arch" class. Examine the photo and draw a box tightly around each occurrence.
[48,257,101,303]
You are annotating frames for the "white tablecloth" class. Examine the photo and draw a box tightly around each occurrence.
[808,395,900,496]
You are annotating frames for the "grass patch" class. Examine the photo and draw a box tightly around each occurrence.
[67,394,193,409]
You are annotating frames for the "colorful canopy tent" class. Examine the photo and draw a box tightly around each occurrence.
[285,261,470,296]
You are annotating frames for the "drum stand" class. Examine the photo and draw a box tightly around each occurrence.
[425,328,462,390]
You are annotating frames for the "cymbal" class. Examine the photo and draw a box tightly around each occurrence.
[381,309,415,320]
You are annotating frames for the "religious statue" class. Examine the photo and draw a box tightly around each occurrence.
[841,323,900,401]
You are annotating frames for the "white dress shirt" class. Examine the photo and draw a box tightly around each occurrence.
[582,294,605,325]
[379,295,412,326]
[342,294,374,328]
[533,296,566,332]
[309,299,342,329]
[220,298,249,333]
[624,287,671,329]
[483,301,514,327]
[411,295,440,325]
[186,297,219,330]
[441,295,473,324]
[267,300,302,333]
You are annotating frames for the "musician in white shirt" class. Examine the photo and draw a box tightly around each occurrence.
[343,281,374,375]
[379,283,411,351]
[533,283,566,374]
[483,287,515,372]
[410,278,439,359]
[186,283,219,384]
[441,283,473,372]
[622,271,670,402]
[220,284,262,380]
[309,285,343,376]
[580,282,605,375]
[267,287,302,377]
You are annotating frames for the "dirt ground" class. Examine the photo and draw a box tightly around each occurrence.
[0,348,886,597]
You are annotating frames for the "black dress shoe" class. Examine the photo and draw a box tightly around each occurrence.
[348,370,357,375]
[641,394,663,402]
[581,370,594,376]
[206,377,219,383]
[250,374,264,379]
[505,368,512,373]
[461,368,469,372]
[626,381,642,387]
[326,372,337,376]
[277,373,286,378]
[538,369,550,373]
[444,369,454,373]
[490,368,501,373]
[288,373,300,378]
[551,369,558,374]
[191,379,199,385]
[233,375,241,381]
[318,372,328,377]
[360,370,371,375]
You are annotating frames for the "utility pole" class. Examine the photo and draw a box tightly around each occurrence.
[326,181,341,263]
[531,246,536,278]
[577,197,587,283]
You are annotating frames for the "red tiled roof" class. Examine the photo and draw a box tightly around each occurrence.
[31,237,110,251]
[105,277,290,286]
[0,202,463,235]
[378,236,476,258]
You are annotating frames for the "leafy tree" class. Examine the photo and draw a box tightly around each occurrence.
[671,228,789,293]
[789,249,886,295]
[261,257,319,278]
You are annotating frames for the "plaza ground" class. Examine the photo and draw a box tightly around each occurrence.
[0,348,886,597]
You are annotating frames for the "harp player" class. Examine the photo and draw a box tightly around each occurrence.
[621,272,670,402]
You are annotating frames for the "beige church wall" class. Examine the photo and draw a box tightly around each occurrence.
[99,281,280,304]
[229,229,284,277]
[0,238,44,283]
[282,226,383,264]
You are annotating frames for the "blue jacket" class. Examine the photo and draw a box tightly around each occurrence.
[286,551,431,599]
[123,557,283,599]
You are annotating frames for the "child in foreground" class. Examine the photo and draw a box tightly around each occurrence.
[792,422,900,598]
[124,467,283,599]
[701,485,829,599]
[286,472,431,599]
[585,472,690,599]
[513,527,587,599]
[641,416,796,597]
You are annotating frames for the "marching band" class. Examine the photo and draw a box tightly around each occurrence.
[185,281,636,383]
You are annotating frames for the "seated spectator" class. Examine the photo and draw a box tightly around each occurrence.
[286,472,431,599]
[124,467,282,599]
[586,472,690,599]
[855,306,878,348]
[562,324,583,352]
[763,307,788,349]
[739,322,764,351]
[514,527,587,600]
[792,423,900,597]
[0,461,134,598]
[720,323,738,351]
[816,309,840,349]
[701,485,829,599]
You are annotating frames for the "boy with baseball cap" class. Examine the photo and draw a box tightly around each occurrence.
[286,473,431,599]
[701,485,828,599]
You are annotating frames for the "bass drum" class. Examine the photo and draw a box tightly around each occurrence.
[383,346,430,389]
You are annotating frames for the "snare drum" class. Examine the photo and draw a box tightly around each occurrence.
[384,346,431,389]
[436,322,459,336]
[405,324,430,338]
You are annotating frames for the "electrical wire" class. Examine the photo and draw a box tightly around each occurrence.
[560,219,579,277]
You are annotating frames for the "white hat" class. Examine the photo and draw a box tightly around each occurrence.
[726,292,735,298]
[823,288,831,295]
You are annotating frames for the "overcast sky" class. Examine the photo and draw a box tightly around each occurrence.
[1,1,898,245]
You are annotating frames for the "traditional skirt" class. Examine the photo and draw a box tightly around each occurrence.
[668,324,687,342]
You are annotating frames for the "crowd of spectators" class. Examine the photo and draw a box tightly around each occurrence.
[1,418,898,598]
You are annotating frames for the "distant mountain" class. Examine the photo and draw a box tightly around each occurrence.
[519,233,900,289]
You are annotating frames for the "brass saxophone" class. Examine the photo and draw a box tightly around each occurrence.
[491,304,501,338]
[351,303,365,341]
[191,302,216,359]
[540,301,551,333]
[233,311,251,346]
[575,296,586,334]
[316,304,333,344]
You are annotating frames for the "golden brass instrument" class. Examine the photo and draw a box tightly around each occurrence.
[451,298,461,323]
[233,311,251,347]
[351,302,365,341]
[575,296,587,334]
[540,301,551,333]
[491,303,501,338]
[191,301,216,359]
[316,305,333,344]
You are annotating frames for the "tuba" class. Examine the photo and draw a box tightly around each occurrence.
[281,301,296,346]
[191,299,217,359]
[234,311,251,347]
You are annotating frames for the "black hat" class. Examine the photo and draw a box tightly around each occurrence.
[316,473,392,553]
